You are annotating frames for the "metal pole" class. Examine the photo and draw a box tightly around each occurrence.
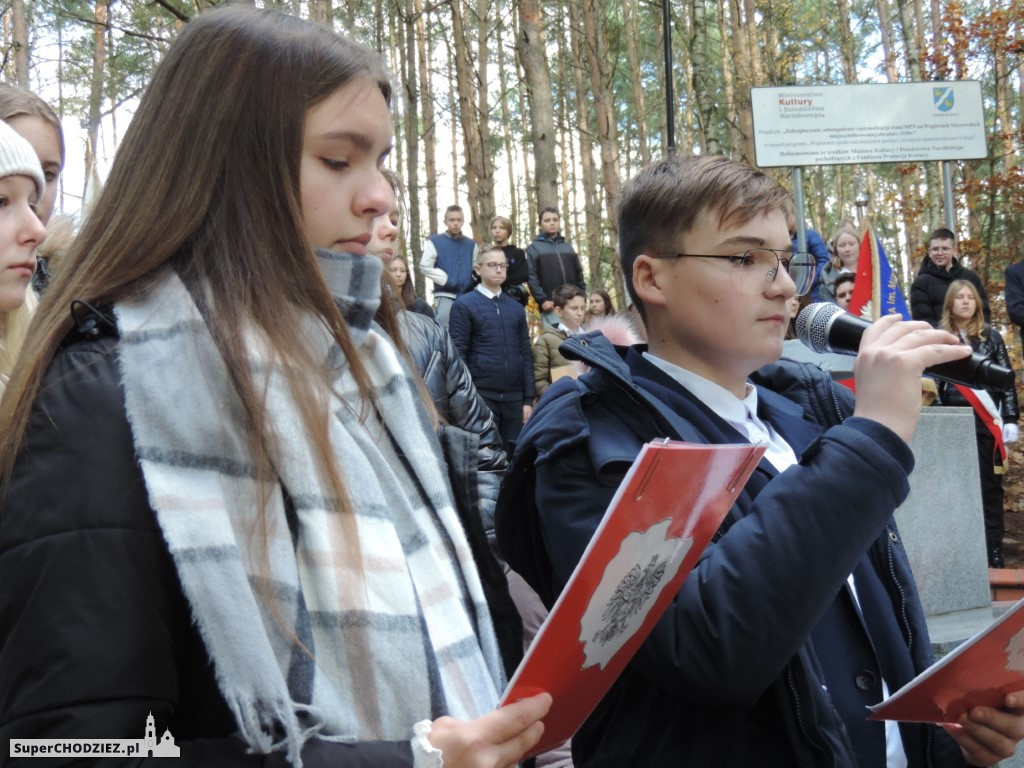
[941,161,955,232]
[791,167,807,252]
[663,0,674,153]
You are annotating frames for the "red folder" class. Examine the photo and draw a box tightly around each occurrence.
[869,597,1024,723]
[500,439,765,755]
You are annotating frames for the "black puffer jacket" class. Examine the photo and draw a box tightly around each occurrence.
[397,309,507,539]
[0,318,520,767]
[525,233,585,306]
[936,324,1020,422]
[910,256,991,326]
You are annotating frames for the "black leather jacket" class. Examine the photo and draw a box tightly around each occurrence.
[396,310,507,541]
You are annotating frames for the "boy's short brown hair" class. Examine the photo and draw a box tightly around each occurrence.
[551,283,585,309]
[618,154,791,319]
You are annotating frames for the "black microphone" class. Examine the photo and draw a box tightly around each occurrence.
[795,302,1016,392]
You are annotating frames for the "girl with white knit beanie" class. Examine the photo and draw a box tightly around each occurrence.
[0,118,46,396]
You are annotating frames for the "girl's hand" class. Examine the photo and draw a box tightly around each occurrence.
[428,692,552,768]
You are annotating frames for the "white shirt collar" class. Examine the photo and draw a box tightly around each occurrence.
[476,283,502,299]
[641,352,798,472]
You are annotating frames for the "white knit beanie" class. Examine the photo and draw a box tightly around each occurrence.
[0,120,45,199]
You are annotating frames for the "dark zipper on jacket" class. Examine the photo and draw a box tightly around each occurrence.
[884,532,939,768]
[786,664,835,767]
[557,244,569,286]
[495,299,511,382]
[608,378,672,438]
[822,370,846,426]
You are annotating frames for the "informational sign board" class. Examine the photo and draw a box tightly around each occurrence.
[751,81,987,167]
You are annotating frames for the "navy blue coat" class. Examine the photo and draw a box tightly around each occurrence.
[495,333,967,768]
[1005,260,1024,338]
[449,289,535,402]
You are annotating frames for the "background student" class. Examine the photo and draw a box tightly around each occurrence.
[0,85,65,292]
[420,204,477,327]
[532,283,586,398]
[937,279,1019,568]
[911,227,991,327]
[526,207,585,328]
[449,243,535,451]
[490,215,530,307]
[0,120,47,397]
[585,289,614,324]
[818,223,860,303]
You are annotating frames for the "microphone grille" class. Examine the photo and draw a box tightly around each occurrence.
[796,302,844,354]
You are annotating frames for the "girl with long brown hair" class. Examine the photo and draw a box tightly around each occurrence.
[937,279,1019,567]
[818,224,860,304]
[0,6,547,766]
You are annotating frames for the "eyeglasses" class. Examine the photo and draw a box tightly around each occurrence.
[481,262,508,271]
[654,248,816,297]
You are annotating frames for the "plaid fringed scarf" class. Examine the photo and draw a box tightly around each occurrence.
[114,251,504,766]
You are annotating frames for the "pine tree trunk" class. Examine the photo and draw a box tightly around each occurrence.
[568,0,602,288]
[496,28,520,227]
[717,0,740,153]
[689,0,714,153]
[449,0,493,236]
[414,0,438,234]
[513,8,536,235]
[879,0,923,263]
[83,0,108,210]
[581,0,620,250]
[727,0,755,162]
[308,0,332,25]
[11,0,29,87]
[835,0,858,82]
[445,37,460,207]
[517,0,559,209]
[621,0,650,166]
[401,0,425,291]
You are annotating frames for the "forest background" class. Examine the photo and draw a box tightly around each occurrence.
[3,0,1022,318]
[5,0,1024,561]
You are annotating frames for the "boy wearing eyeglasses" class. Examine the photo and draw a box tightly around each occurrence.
[910,227,991,327]
[496,155,1024,767]
[450,244,535,451]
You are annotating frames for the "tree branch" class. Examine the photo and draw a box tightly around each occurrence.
[148,0,191,23]
[57,11,171,43]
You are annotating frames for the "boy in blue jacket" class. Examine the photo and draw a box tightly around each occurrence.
[496,154,1024,767]
[450,243,535,451]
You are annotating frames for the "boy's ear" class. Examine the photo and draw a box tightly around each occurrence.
[633,253,668,310]
[473,262,483,276]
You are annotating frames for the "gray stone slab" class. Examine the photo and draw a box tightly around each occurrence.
[926,605,1006,657]
[895,407,990,618]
